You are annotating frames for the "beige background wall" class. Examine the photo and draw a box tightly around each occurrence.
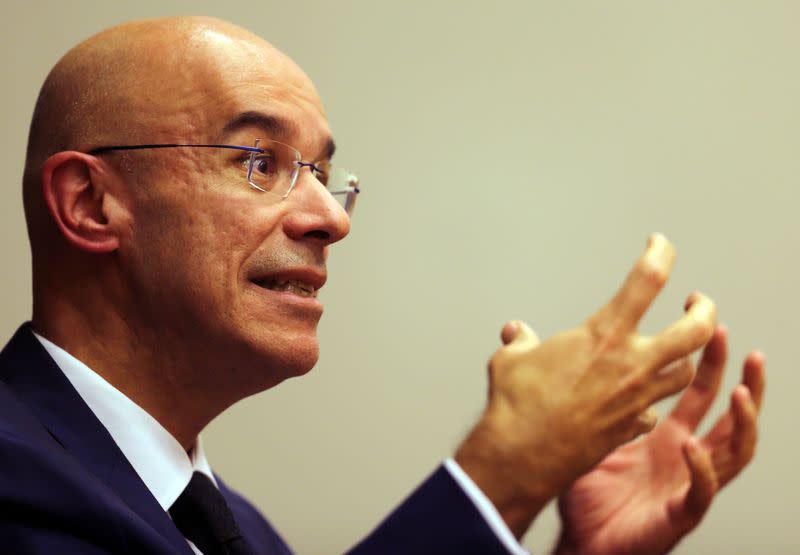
[2,1,798,553]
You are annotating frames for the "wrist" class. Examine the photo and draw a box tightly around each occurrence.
[454,415,555,539]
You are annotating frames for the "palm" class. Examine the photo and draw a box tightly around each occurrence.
[558,415,695,554]
[555,328,765,555]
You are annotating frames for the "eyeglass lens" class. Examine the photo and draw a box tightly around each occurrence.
[247,140,359,215]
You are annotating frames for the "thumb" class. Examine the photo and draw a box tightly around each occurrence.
[501,320,539,346]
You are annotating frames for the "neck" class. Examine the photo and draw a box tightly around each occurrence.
[31,292,237,451]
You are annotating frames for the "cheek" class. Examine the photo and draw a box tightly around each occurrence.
[124,200,239,309]
[121,164,288,323]
[144,204,281,306]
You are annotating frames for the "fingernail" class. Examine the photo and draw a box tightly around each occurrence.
[684,292,698,311]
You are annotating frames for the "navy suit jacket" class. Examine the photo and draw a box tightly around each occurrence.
[0,324,511,554]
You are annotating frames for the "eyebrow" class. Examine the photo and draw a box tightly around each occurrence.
[223,110,336,160]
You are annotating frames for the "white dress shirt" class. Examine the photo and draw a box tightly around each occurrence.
[34,332,528,555]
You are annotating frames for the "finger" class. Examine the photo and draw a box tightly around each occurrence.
[644,356,696,405]
[590,233,676,335]
[670,437,717,531]
[500,320,540,348]
[729,385,758,468]
[703,386,759,488]
[703,352,765,446]
[742,350,766,411]
[645,291,717,371]
[670,325,728,429]
[500,321,519,345]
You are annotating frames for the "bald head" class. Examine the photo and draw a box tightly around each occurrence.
[23,16,324,248]
[22,17,349,435]
[26,16,314,153]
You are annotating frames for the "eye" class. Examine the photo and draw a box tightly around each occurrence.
[252,154,277,176]
[313,161,331,186]
[312,165,329,186]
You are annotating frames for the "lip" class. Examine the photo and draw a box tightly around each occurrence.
[247,281,324,308]
[248,268,327,291]
[247,267,327,306]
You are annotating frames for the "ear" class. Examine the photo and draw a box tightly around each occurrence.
[41,151,122,253]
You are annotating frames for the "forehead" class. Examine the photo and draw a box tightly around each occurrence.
[221,111,336,161]
[196,32,333,154]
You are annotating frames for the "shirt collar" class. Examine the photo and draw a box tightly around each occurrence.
[32,332,216,511]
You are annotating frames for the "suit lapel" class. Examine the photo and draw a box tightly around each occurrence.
[0,323,193,555]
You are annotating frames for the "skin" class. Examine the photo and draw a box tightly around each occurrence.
[554,326,765,555]
[455,234,765,552]
[25,16,350,449]
[23,17,764,554]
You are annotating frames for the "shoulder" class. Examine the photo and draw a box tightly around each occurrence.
[0,383,116,553]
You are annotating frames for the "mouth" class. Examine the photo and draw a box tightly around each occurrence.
[251,277,319,299]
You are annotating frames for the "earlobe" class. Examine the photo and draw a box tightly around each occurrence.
[41,151,120,253]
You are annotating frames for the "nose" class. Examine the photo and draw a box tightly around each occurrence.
[282,169,351,245]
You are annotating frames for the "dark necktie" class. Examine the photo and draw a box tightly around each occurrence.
[169,471,253,555]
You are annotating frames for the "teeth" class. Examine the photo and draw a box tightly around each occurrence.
[260,279,317,298]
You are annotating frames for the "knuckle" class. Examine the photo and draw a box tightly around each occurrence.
[638,409,658,433]
[587,317,627,348]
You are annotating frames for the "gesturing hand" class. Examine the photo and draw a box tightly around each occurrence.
[553,326,765,555]
[455,234,718,538]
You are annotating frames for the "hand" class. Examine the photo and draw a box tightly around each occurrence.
[455,234,717,538]
[553,326,765,555]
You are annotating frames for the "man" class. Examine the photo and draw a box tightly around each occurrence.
[0,15,764,554]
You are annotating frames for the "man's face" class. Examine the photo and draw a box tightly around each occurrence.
[114,30,351,394]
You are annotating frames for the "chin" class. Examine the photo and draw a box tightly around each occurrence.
[278,343,320,378]
[244,333,320,389]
